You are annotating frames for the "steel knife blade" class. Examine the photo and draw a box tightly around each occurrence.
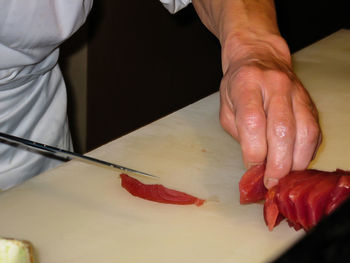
[0,132,159,179]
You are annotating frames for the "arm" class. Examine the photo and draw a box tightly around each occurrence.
[192,0,321,188]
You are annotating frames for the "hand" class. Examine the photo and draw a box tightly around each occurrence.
[219,33,322,189]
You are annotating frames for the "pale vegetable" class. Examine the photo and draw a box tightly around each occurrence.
[0,238,33,263]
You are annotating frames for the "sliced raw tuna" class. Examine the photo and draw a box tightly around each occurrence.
[239,166,350,231]
[276,171,315,226]
[120,174,205,206]
[325,174,350,214]
[306,175,338,229]
[287,172,322,229]
[239,163,267,204]
[264,188,280,230]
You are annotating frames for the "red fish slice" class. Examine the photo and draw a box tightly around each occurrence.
[325,171,350,214]
[277,172,315,225]
[287,172,322,230]
[263,188,280,230]
[239,166,350,231]
[120,174,205,206]
[239,164,267,204]
[306,175,338,228]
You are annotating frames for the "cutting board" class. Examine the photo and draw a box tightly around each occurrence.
[1,30,350,263]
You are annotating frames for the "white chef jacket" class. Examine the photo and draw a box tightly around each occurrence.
[160,0,191,13]
[0,0,191,191]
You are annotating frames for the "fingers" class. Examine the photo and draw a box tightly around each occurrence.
[262,80,321,188]
[234,87,267,168]
[292,95,321,170]
[219,85,239,140]
[220,67,321,190]
[220,71,267,169]
[264,92,296,188]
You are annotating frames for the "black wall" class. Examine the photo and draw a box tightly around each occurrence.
[86,2,221,150]
[275,0,348,52]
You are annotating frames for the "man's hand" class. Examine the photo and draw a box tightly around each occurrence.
[220,33,321,188]
[192,0,322,188]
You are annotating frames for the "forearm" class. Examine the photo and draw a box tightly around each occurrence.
[192,0,290,71]
[192,0,279,41]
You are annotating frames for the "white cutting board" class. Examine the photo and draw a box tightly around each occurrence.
[0,30,350,263]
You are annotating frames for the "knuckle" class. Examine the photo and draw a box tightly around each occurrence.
[268,70,293,92]
[271,70,290,83]
[232,66,261,85]
[299,121,320,145]
[237,107,265,133]
[271,120,295,139]
[241,142,266,162]
[268,159,292,178]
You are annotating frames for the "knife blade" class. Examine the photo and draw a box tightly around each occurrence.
[0,132,159,179]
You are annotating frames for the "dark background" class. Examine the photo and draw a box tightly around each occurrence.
[61,0,349,152]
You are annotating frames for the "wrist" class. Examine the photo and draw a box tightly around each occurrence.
[221,30,291,73]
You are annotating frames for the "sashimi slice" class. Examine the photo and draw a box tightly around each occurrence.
[120,174,205,206]
[239,164,267,204]
[264,187,281,230]
[286,220,303,231]
[287,173,322,229]
[239,165,350,231]
[306,175,339,228]
[325,175,350,214]
[276,171,317,225]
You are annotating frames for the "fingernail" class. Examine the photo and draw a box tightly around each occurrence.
[247,162,263,169]
[265,178,279,189]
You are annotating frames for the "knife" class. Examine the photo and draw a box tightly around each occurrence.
[0,132,159,179]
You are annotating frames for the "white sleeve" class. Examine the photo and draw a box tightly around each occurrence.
[0,0,93,65]
[159,0,192,13]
